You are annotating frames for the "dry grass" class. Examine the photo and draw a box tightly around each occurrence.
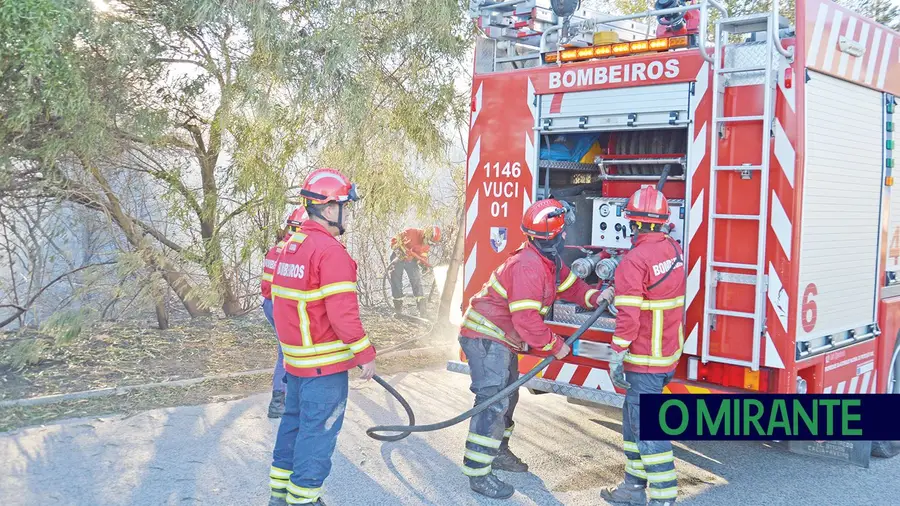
[0,344,452,433]
[0,306,437,404]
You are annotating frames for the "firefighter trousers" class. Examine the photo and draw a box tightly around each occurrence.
[622,370,678,502]
[389,255,424,302]
[262,298,286,393]
[270,371,348,504]
[459,336,520,477]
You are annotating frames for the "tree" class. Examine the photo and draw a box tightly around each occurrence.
[2,0,472,320]
[842,0,900,30]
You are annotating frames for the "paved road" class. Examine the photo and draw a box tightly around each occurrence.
[1,368,897,505]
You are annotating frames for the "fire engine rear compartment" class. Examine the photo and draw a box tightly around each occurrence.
[530,82,693,335]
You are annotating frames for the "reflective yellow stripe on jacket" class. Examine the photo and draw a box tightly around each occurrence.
[557,271,577,293]
[612,295,685,366]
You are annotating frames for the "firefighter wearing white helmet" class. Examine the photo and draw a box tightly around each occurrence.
[600,185,686,506]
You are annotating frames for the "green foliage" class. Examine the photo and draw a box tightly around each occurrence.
[40,309,86,346]
[2,0,472,315]
[4,339,48,371]
[839,0,900,30]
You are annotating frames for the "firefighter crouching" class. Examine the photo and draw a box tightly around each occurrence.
[267,168,376,506]
[601,186,686,506]
[260,208,307,419]
[459,198,608,499]
[389,226,441,317]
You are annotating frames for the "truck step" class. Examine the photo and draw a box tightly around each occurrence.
[716,115,765,123]
[708,308,756,319]
[711,213,761,220]
[709,261,760,271]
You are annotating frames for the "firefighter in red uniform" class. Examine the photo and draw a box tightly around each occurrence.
[261,207,308,419]
[458,198,607,499]
[267,168,376,506]
[600,186,685,506]
[389,226,441,317]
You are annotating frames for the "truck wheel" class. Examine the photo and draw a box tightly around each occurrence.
[872,441,900,458]
[872,333,900,458]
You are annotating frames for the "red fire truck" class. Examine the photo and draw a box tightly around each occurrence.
[448,0,900,458]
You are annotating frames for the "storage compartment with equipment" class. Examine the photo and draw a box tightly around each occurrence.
[534,125,690,331]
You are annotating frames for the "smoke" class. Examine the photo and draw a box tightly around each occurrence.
[430,264,464,326]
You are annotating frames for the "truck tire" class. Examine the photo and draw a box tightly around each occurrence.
[872,332,900,458]
[871,441,900,458]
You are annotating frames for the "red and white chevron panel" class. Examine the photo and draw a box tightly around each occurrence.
[682,61,711,358]
[821,346,878,393]
[541,361,617,392]
[464,81,484,296]
[803,0,900,96]
[823,370,878,394]
[761,49,797,372]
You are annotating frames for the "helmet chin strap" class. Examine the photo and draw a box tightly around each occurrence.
[307,203,347,235]
[532,234,565,260]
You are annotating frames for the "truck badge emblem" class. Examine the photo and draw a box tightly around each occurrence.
[490,227,508,253]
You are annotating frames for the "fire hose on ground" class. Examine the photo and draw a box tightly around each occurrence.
[363,165,670,441]
[363,301,608,442]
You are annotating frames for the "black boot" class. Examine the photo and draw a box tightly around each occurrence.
[393,299,403,317]
[600,481,647,505]
[493,440,528,472]
[469,473,514,499]
[649,499,676,506]
[267,390,285,419]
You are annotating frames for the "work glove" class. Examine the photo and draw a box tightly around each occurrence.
[599,286,615,305]
[420,263,430,275]
[609,350,630,390]
[553,339,571,360]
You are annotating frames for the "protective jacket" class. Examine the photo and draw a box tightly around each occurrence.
[610,232,686,373]
[391,228,431,266]
[261,235,290,300]
[460,242,602,354]
[271,220,376,377]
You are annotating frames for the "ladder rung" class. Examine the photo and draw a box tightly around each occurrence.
[710,261,760,271]
[711,213,761,221]
[718,66,766,74]
[709,309,756,319]
[715,115,765,123]
[714,165,763,172]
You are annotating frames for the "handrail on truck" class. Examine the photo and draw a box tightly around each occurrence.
[771,0,795,60]
[538,0,728,64]
[479,0,530,12]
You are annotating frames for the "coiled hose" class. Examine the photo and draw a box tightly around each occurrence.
[365,301,608,442]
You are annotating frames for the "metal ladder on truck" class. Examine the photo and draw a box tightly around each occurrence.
[701,11,790,371]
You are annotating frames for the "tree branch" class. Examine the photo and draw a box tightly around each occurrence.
[0,261,117,329]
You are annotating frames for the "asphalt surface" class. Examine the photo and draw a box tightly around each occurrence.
[1,368,898,506]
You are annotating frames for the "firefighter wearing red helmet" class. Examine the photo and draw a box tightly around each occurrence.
[261,207,309,419]
[601,185,685,506]
[266,168,375,506]
[458,198,606,499]
[389,225,442,317]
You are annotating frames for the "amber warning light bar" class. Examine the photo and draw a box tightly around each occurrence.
[545,36,690,64]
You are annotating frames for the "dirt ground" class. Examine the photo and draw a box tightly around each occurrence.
[0,306,449,432]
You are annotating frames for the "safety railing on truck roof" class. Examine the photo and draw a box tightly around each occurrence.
[471,0,796,69]
[539,0,727,64]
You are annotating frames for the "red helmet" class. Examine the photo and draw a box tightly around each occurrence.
[521,199,568,240]
[286,207,307,228]
[426,226,442,243]
[624,186,670,225]
[299,168,359,205]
